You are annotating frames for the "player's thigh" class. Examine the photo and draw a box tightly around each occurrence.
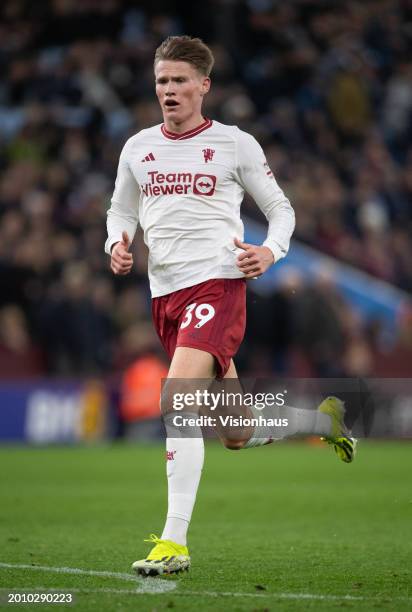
[224,359,238,379]
[167,346,215,378]
[162,347,216,416]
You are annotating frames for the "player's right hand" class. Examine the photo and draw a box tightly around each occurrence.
[110,231,133,275]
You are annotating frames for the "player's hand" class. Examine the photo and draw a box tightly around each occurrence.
[110,231,133,275]
[234,237,275,279]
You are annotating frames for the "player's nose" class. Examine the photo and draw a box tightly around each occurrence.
[165,81,175,95]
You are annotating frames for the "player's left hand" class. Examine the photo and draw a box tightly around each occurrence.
[234,237,275,279]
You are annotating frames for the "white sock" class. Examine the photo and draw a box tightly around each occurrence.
[279,405,333,438]
[161,415,204,546]
[243,404,333,448]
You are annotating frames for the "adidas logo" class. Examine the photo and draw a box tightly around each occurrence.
[141,152,155,162]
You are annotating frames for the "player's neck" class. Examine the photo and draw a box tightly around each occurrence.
[163,114,206,135]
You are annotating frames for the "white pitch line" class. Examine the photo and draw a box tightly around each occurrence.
[0,562,176,594]
[0,562,137,582]
[1,563,410,602]
[181,590,411,602]
[5,586,177,597]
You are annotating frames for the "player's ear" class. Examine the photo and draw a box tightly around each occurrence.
[201,77,211,96]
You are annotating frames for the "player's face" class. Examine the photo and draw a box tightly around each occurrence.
[155,60,210,129]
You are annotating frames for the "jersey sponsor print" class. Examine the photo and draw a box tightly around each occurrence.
[141,171,216,197]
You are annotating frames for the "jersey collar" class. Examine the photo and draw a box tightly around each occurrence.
[161,117,213,140]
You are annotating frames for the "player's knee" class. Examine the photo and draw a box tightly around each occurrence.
[221,437,247,450]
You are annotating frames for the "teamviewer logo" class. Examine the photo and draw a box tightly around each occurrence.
[193,174,216,196]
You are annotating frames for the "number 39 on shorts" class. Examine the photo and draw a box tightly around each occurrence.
[180,303,216,329]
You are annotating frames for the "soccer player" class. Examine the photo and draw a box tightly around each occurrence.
[106,36,356,577]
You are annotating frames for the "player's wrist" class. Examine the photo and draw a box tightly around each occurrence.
[259,245,275,267]
[262,241,282,265]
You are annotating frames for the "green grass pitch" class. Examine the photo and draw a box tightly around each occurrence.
[0,441,411,611]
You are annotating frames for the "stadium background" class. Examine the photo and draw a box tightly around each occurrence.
[1,0,411,442]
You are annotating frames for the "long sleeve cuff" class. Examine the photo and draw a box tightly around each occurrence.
[104,236,123,255]
[262,238,286,263]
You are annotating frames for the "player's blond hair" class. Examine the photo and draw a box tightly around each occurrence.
[154,36,214,76]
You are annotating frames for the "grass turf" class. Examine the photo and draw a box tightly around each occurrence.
[0,441,411,611]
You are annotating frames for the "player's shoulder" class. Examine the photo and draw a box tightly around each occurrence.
[210,120,241,139]
[123,124,163,149]
[210,120,259,147]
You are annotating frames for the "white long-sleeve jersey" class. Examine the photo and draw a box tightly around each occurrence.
[105,118,295,297]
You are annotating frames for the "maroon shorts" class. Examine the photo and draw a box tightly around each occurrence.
[152,278,246,378]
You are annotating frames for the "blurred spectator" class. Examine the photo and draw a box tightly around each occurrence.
[38,262,115,375]
[0,305,45,379]
[117,321,167,440]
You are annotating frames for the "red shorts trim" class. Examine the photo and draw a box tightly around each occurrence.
[152,279,246,378]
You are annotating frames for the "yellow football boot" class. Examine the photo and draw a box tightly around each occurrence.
[132,534,190,576]
[318,396,357,463]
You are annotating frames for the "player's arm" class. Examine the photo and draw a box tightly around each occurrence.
[105,138,140,275]
[234,131,295,278]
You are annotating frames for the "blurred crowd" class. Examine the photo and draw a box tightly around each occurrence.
[0,0,412,381]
